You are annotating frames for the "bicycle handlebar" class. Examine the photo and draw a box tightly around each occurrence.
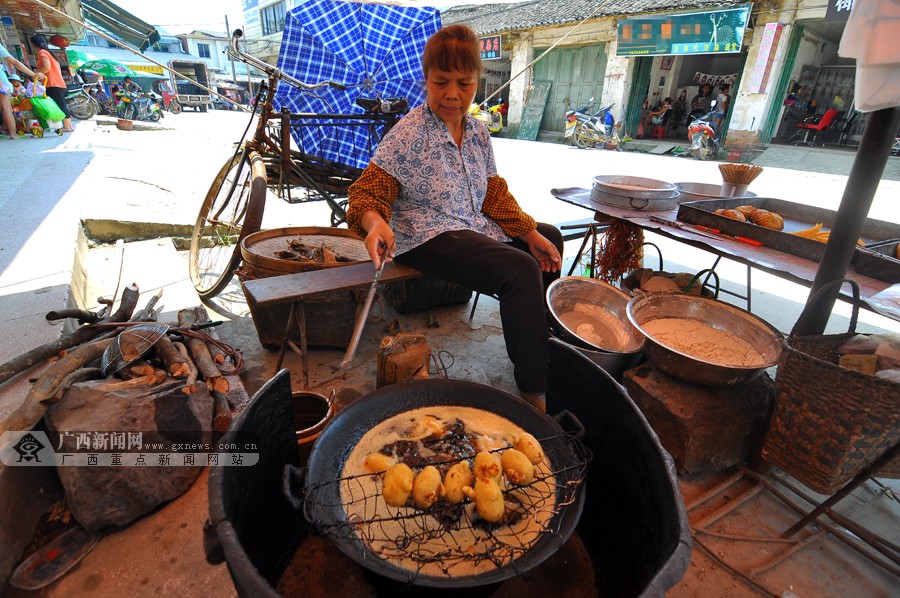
[231,30,346,92]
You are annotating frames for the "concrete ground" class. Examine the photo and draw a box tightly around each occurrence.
[0,111,898,596]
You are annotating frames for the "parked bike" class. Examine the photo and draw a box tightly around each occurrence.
[468,98,503,134]
[687,100,719,160]
[565,98,619,149]
[115,90,162,122]
[66,83,99,120]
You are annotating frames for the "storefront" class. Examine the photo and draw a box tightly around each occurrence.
[615,4,752,140]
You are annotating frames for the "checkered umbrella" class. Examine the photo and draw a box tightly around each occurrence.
[274,0,441,171]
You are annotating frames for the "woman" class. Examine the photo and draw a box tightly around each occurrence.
[347,24,563,410]
[688,83,713,123]
[1,41,37,139]
[30,34,73,132]
[713,83,731,130]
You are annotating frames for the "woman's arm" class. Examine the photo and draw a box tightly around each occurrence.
[2,55,36,79]
[347,163,399,267]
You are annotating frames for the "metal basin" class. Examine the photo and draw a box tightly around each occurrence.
[591,175,680,210]
[547,277,644,357]
[626,293,783,386]
[675,182,757,202]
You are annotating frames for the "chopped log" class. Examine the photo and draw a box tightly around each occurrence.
[178,309,229,394]
[45,309,101,324]
[154,335,191,377]
[93,374,158,392]
[46,367,103,404]
[174,342,198,394]
[0,284,140,386]
[119,360,156,380]
[0,338,114,437]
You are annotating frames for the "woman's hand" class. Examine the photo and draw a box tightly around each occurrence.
[521,229,561,273]
[361,210,395,269]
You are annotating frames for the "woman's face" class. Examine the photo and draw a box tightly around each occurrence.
[425,67,478,127]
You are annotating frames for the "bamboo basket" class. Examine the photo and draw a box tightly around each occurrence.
[760,279,900,494]
[239,227,369,349]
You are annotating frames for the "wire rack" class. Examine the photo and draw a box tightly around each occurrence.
[302,433,590,580]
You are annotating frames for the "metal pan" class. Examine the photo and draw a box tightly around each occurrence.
[298,379,587,588]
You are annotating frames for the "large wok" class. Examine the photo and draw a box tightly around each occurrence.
[292,379,588,588]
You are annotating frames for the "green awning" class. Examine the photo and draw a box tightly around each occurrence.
[81,0,161,52]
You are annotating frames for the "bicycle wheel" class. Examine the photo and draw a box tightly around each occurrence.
[190,150,267,298]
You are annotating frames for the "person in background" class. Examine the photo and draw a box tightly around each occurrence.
[123,76,142,94]
[712,83,731,130]
[641,96,672,133]
[346,23,563,410]
[30,34,74,132]
[688,83,714,122]
[1,41,37,139]
[8,73,27,97]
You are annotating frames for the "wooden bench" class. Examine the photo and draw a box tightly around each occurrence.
[241,261,422,387]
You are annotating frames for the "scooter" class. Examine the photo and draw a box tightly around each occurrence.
[687,100,719,160]
[66,83,99,120]
[468,99,503,134]
[115,90,162,122]
[565,99,618,149]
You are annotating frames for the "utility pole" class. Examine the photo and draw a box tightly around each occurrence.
[225,14,237,85]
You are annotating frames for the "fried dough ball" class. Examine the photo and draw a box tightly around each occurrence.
[735,205,754,218]
[382,463,414,507]
[512,432,544,465]
[748,209,784,230]
[413,465,443,508]
[363,452,395,474]
[464,478,505,522]
[420,414,446,438]
[443,460,473,504]
[473,451,502,482]
[713,208,747,222]
[501,448,534,486]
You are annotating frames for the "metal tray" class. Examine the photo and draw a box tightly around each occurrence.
[855,239,900,283]
[592,176,680,211]
[676,198,900,278]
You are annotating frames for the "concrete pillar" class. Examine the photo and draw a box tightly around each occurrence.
[506,32,533,135]
[601,37,629,123]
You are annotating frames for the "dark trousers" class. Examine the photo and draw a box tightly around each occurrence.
[396,223,564,393]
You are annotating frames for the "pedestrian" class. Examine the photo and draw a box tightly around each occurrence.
[123,76,142,95]
[29,34,74,132]
[713,83,731,130]
[346,23,563,410]
[1,41,37,139]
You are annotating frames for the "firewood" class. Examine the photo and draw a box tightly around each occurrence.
[93,374,158,392]
[173,342,198,394]
[47,367,103,404]
[178,309,229,394]
[119,360,156,380]
[0,284,139,387]
[0,338,114,437]
[154,335,191,377]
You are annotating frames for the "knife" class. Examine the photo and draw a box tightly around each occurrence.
[643,215,763,247]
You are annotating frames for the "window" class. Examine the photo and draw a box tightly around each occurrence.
[198,43,211,58]
[261,1,286,36]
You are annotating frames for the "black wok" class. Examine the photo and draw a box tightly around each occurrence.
[292,379,587,588]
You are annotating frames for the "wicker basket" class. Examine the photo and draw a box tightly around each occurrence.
[383,275,473,314]
[760,279,900,494]
[239,227,369,349]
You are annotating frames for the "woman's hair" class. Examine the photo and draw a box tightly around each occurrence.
[422,24,482,80]
[30,34,49,50]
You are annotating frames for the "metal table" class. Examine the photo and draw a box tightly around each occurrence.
[552,187,893,312]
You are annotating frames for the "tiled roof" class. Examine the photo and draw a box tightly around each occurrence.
[440,0,748,35]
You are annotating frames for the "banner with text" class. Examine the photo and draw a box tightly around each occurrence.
[617,5,751,56]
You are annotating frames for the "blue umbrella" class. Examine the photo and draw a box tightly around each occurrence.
[274,0,441,171]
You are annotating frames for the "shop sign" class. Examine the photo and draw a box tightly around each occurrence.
[825,0,854,22]
[131,64,165,74]
[242,0,259,9]
[748,23,783,93]
[616,5,751,56]
[479,35,502,60]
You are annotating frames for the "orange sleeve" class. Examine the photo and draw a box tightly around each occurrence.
[346,163,400,238]
[482,175,536,238]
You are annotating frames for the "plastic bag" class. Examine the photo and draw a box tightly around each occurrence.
[30,96,66,122]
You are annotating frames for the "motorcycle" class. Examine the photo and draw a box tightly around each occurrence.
[468,99,503,134]
[115,90,162,122]
[565,98,619,149]
[687,100,719,160]
[65,84,99,120]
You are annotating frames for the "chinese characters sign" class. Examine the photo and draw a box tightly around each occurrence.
[479,35,502,60]
[616,5,751,56]
[825,0,854,22]
[748,23,783,93]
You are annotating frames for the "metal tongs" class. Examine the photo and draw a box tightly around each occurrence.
[340,249,391,368]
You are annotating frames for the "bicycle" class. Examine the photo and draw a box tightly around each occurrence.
[189,30,404,299]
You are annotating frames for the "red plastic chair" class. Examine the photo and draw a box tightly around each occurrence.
[791,109,841,146]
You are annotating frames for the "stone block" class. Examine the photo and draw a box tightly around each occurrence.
[45,379,213,530]
[623,362,774,475]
